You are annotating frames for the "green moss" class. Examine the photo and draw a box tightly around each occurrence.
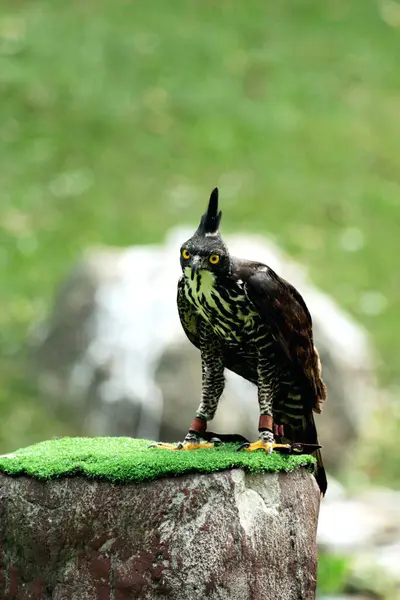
[0,437,315,484]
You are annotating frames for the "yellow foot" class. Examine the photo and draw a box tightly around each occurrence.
[179,442,214,451]
[148,441,214,451]
[238,440,291,454]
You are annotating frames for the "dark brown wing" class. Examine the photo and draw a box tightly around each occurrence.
[233,258,326,412]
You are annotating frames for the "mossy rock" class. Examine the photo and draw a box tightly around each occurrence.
[0,437,315,483]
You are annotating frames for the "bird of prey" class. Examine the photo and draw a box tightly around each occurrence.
[156,188,327,495]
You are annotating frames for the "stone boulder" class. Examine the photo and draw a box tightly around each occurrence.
[0,468,320,600]
[31,228,377,472]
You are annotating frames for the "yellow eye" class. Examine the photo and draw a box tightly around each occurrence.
[182,248,191,259]
[209,254,220,265]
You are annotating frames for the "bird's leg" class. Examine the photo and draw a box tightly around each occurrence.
[241,355,287,453]
[152,327,224,451]
[256,354,277,448]
[180,333,225,448]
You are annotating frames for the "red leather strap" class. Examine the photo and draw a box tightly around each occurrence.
[258,415,273,431]
[189,417,207,434]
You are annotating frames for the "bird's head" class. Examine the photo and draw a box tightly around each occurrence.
[180,187,231,278]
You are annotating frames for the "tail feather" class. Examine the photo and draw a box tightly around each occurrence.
[313,346,327,414]
[304,412,327,496]
[314,448,327,497]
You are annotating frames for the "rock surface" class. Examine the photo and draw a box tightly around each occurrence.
[0,468,320,600]
[32,228,377,472]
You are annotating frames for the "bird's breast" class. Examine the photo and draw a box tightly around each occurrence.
[183,270,259,343]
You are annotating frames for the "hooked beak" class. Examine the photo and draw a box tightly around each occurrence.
[190,256,203,279]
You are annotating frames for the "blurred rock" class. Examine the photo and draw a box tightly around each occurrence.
[318,487,400,557]
[31,228,377,472]
[318,498,388,552]
[318,486,400,598]
[346,556,399,599]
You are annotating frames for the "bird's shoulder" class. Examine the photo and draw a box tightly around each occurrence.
[230,257,267,280]
[231,257,312,325]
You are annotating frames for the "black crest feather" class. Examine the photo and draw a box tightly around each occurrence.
[197,187,222,235]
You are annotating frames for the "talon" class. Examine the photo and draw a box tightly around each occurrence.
[245,440,271,452]
[148,442,182,451]
[180,442,214,450]
[149,441,214,451]
[209,437,222,445]
[240,440,292,454]
[236,442,250,452]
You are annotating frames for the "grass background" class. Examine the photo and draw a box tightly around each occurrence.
[0,0,399,480]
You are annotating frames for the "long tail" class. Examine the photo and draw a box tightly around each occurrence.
[312,346,327,414]
[314,448,327,497]
[304,412,327,496]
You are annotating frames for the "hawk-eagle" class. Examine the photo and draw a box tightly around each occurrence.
[157,188,327,495]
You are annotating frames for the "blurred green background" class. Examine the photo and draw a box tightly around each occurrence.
[1,1,400,596]
[0,0,399,467]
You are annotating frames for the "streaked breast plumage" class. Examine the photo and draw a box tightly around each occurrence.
[183,267,259,343]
